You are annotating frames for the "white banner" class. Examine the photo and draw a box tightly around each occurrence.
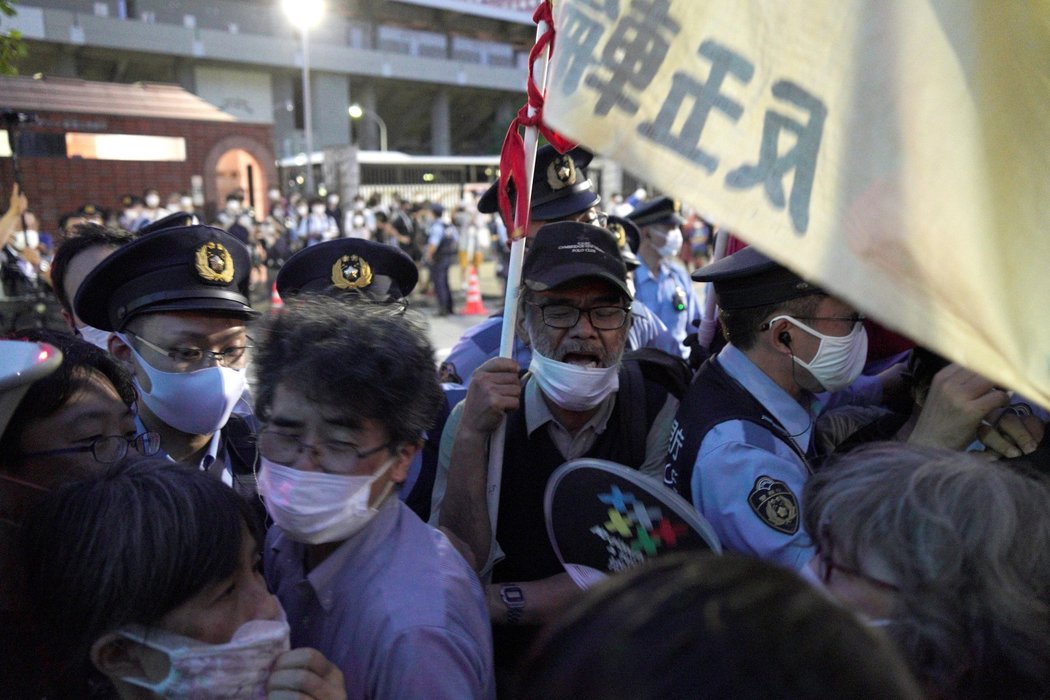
[545,0,1050,407]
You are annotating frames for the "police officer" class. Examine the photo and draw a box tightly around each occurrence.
[74,223,261,500]
[628,197,703,359]
[664,247,868,571]
[425,203,458,316]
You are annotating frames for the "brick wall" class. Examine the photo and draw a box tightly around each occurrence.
[0,112,273,234]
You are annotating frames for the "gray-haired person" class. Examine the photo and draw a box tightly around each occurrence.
[803,442,1050,697]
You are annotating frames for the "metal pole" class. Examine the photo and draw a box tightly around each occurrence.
[301,26,315,195]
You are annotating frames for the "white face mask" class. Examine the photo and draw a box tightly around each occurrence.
[528,348,620,411]
[11,229,38,251]
[120,335,246,436]
[327,195,339,207]
[769,315,868,392]
[145,194,161,208]
[655,228,683,258]
[180,196,194,210]
[296,205,308,217]
[257,456,395,544]
[76,324,112,350]
[119,609,290,698]
[227,201,242,214]
[311,204,326,215]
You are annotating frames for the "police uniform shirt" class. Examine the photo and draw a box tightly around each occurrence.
[134,410,230,485]
[633,260,702,359]
[689,344,819,571]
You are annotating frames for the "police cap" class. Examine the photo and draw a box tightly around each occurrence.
[477,145,600,221]
[692,246,823,310]
[75,225,256,331]
[276,238,418,304]
[628,196,684,228]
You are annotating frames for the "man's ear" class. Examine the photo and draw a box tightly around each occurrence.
[109,332,132,364]
[767,317,795,355]
[390,441,420,485]
[90,632,151,684]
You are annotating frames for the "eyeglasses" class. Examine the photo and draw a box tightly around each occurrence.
[259,427,392,474]
[792,314,866,329]
[127,331,252,370]
[21,431,161,464]
[526,302,631,330]
[816,525,900,592]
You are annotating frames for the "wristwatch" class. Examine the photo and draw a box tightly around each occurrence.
[500,584,525,624]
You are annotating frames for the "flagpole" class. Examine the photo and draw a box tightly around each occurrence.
[485,3,552,538]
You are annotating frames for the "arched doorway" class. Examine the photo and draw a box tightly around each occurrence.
[215,148,266,213]
[202,135,276,220]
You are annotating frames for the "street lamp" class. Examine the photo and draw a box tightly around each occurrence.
[348,103,388,152]
[283,0,324,194]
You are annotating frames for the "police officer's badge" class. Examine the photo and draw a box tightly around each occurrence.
[747,476,799,534]
[608,221,627,249]
[331,254,373,290]
[194,242,235,284]
[547,153,577,191]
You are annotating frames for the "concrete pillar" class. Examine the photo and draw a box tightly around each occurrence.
[431,89,451,156]
[271,73,298,160]
[173,58,196,94]
[359,83,379,151]
[312,72,351,151]
[52,46,78,78]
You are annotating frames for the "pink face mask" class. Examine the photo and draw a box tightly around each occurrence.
[118,608,290,698]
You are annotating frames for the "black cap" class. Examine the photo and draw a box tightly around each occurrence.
[691,246,822,310]
[523,222,630,299]
[276,238,418,303]
[605,215,641,269]
[121,194,143,208]
[628,196,683,227]
[74,225,256,331]
[478,145,600,221]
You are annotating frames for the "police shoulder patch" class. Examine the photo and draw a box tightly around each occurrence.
[747,475,799,535]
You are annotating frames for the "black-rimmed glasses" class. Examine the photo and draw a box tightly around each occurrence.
[21,431,161,464]
[526,301,631,330]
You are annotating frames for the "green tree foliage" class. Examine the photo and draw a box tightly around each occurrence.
[1,1,26,76]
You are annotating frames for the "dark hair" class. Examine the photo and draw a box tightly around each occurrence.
[253,296,443,446]
[18,457,261,689]
[719,293,825,350]
[49,224,133,313]
[1,329,136,472]
[516,552,922,699]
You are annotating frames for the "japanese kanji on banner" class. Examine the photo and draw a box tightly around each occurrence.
[544,0,1050,407]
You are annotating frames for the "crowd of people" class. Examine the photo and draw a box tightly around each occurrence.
[0,140,1048,699]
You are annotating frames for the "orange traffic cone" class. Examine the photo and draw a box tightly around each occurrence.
[462,265,487,315]
[270,281,283,310]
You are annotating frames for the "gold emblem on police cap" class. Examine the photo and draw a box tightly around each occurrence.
[608,221,627,249]
[194,242,235,284]
[331,254,373,290]
[547,153,577,191]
